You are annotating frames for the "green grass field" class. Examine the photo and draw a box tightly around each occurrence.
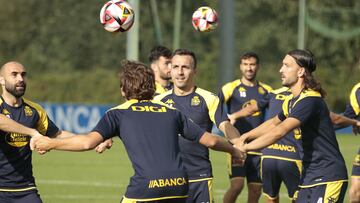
[33,134,359,203]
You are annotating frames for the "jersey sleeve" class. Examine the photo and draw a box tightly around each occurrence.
[218,80,240,105]
[343,85,360,119]
[211,99,229,128]
[277,110,286,121]
[44,118,60,137]
[257,92,271,110]
[203,93,228,128]
[178,111,206,142]
[34,107,59,137]
[217,88,227,107]
[92,110,119,140]
[288,97,318,123]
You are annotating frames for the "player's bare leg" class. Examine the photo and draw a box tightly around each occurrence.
[223,177,244,203]
[247,183,262,203]
[265,196,279,203]
[350,177,360,203]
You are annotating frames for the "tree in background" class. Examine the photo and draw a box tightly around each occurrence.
[0,0,359,110]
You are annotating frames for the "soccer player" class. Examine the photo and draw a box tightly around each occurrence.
[31,60,245,203]
[229,87,300,203]
[149,46,173,95]
[0,61,76,203]
[154,49,241,203]
[235,49,349,202]
[229,88,359,203]
[343,83,360,203]
[351,149,360,203]
[219,52,272,203]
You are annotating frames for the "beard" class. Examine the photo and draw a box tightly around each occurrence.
[281,78,296,88]
[243,71,257,81]
[160,72,171,81]
[5,82,26,98]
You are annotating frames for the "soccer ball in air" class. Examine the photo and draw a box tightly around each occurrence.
[192,6,218,32]
[99,0,135,32]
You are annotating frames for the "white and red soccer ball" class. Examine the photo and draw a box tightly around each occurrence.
[99,0,135,33]
[192,6,218,32]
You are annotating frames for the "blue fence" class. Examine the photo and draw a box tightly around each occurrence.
[41,103,113,134]
[41,103,353,135]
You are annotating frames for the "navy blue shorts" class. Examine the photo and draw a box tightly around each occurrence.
[186,178,213,203]
[0,190,42,203]
[228,154,262,183]
[121,197,186,203]
[296,181,347,203]
[261,157,301,199]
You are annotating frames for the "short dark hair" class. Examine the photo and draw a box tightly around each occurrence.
[119,60,155,100]
[172,48,197,68]
[148,46,172,63]
[240,52,260,64]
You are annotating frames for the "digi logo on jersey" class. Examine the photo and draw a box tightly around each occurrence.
[5,133,30,147]
[131,105,167,113]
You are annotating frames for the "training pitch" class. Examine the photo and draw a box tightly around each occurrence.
[33,134,359,203]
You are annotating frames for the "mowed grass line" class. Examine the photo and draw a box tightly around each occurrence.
[33,134,359,203]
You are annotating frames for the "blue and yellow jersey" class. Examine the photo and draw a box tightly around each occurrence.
[344,82,360,119]
[219,79,272,134]
[0,97,59,191]
[219,79,272,154]
[258,87,302,161]
[278,89,348,187]
[155,82,173,96]
[154,87,228,179]
[343,83,360,177]
[92,99,205,200]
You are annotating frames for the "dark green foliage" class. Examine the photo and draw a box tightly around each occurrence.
[0,0,359,110]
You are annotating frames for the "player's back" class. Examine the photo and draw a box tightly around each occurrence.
[109,100,189,174]
[95,99,205,200]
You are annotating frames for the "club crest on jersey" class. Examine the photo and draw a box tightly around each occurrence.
[238,87,246,97]
[258,87,265,95]
[242,99,260,116]
[24,106,33,117]
[5,133,30,147]
[165,99,175,107]
[293,128,302,140]
[191,96,201,106]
